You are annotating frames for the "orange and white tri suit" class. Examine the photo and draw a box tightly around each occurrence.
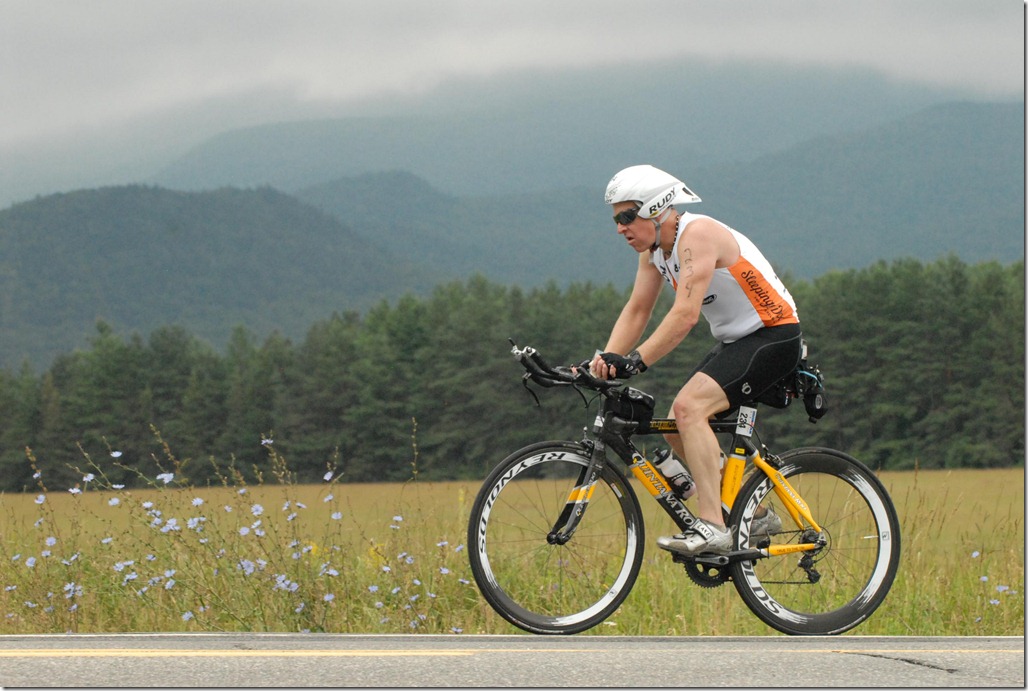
[650,213,799,343]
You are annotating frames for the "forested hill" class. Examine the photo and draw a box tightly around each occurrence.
[0,186,445,369]
[691,101,1025,273]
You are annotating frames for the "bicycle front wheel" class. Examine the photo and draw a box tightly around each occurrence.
[467,441,644,634]
[728,448,900,635]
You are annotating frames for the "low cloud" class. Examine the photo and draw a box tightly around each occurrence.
[0,0,1021,148]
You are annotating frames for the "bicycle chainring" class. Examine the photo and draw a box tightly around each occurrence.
[683,560,731,588]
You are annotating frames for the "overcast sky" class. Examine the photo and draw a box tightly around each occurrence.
[0,0,1023,151]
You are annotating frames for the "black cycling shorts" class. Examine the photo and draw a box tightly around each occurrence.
[692,323,803,408]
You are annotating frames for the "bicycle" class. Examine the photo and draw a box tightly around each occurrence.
[467,342,901,636]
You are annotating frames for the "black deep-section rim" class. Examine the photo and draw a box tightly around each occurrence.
[467,441,645,634]
[728,447,901,635]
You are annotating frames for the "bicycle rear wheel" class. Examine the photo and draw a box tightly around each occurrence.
[467,441,644,634]
[728,448,900,635]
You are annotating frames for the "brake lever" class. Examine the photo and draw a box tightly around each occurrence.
[510,341,619,410]
[520,374,543,407]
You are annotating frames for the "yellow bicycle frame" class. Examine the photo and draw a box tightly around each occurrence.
[563,407,826,556]
[719,444,823,556]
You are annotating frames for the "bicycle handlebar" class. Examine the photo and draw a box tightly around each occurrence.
[510,341,622,392]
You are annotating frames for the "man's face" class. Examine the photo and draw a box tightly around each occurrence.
[612,202,651,253]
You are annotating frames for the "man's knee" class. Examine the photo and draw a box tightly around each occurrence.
[672,376,729,425]
[671,395,710,427]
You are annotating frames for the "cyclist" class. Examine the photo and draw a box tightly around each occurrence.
[588,164,802,555]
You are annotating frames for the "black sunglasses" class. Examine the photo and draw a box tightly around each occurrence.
[613,206,642,225]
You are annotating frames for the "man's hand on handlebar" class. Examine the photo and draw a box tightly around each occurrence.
[589,350,648,380]
[512,342,625,391]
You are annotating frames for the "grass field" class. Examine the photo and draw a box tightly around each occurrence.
[1,445,1022,636]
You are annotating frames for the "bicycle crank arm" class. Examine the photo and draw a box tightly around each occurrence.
[674,548,766,567]
[674,539,824,568]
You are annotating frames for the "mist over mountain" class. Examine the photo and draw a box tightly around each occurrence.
[149,62,978,197]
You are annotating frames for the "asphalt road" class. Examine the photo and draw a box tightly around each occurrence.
[0,634,1022,687]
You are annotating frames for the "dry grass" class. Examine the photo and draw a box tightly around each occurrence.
[1,444,1022,636]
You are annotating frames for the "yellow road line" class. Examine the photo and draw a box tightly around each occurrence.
[0,648,1020,658]
[0,649,473,657]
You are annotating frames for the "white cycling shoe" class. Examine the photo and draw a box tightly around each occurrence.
[657,519,733,556]
[749,506,783,538]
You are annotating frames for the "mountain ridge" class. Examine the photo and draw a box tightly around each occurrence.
[0,100,1021,370]
[148,60,981,197]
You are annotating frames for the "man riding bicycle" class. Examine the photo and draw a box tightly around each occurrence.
[588,164,802,556]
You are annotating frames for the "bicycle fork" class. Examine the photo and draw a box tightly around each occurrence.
[546,441,606,545]
[547,440,708,546]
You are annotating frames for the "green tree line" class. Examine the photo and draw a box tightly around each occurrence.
[0,256,1022,492]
